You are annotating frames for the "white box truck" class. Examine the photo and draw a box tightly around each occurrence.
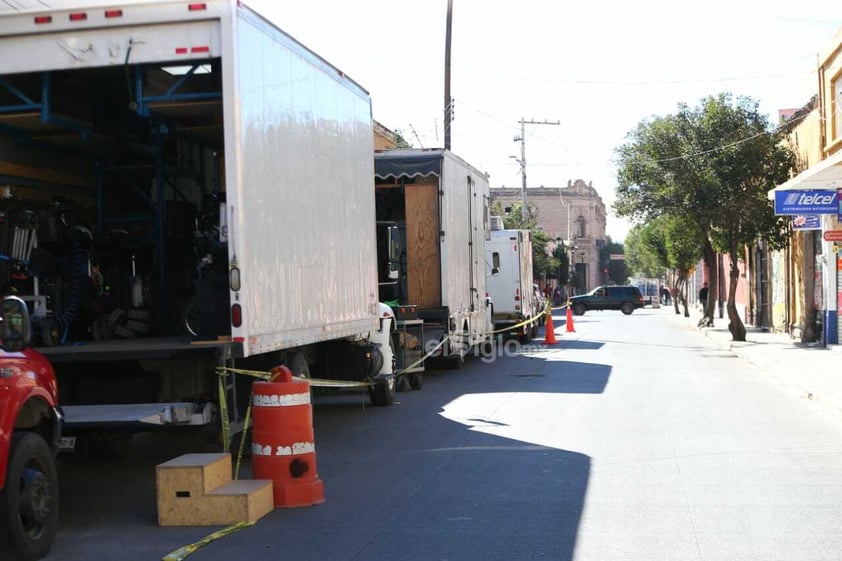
[0,0,399,446]
[374,149,493,367]
[486,226,540,342]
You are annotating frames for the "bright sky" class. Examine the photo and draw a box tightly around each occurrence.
[4,0,835,241]
[250,0,842,242]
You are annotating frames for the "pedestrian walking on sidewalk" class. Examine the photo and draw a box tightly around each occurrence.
[699,282,709,311]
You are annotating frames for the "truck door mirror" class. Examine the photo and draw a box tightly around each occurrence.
[491,252,500,275]
[387,226,400,280]
[0,296,31,352]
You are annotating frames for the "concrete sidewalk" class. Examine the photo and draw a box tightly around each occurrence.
[660,305,842,417]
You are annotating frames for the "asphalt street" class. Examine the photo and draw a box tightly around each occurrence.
[43,307,842,561]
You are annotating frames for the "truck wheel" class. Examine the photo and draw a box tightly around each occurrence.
[368,376,396,406]
[572,303,586,316]
[182,298,199,337]
[0,432,59,561]
[478,338,495,359]
[518,320,533,344]
[287,352,310,379]
[409,373,423,390]
[621,302,634,315]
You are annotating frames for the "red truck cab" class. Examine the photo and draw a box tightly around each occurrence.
[0,296,60,560]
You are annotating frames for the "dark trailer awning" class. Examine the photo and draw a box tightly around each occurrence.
[374,149,443,180]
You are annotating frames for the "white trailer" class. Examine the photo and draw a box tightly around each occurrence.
[486,226,539,342]
[374,149,493,366]
[0,0,397,442]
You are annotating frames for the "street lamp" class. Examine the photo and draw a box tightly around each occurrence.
[580,250,587,293]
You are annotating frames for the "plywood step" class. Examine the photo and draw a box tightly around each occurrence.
[156,453,273,526]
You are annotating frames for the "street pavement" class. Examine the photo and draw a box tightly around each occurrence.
[657,303,842,418]
[33,307,842,561]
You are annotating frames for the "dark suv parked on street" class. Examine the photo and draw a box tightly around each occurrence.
[569,285,645,316]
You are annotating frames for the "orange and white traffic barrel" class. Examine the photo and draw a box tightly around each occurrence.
[251,365,325,507]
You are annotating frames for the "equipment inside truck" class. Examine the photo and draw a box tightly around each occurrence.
[0,59,229,347]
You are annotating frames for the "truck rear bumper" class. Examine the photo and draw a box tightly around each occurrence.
[61,402,214,432]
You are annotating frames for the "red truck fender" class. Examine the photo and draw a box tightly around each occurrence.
[0,349,59,489]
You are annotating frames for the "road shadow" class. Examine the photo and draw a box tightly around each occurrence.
[51,344,598,561]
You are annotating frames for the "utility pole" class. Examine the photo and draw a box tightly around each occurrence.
[444,0,453,150]
[513,118,559,221]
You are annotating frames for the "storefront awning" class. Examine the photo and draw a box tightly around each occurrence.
[768,149,842,199]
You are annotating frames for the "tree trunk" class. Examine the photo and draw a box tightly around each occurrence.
[698,238,716,327]
[675,275,690,318]
[727,241,746,341]
[672,274,681,315]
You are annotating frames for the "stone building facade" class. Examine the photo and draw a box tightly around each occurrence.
[490,180,607,292]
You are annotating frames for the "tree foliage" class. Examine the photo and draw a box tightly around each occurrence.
[614,93,795,339]
[598,237,629,285]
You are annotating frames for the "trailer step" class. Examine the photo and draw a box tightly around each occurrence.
[156,453,273,526]
[62,402,214,430]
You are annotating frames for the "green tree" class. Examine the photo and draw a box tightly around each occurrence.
[598,238,629,285]
[391,129,413,149]
[662,215,702,317]
[624,224,664,278]
[615,93,795,340]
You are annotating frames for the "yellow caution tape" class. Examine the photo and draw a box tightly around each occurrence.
[214,366,379,467]
[213,329,472,460]
[214,366,375,388]
[233,385,254,481]
[215,367,273,381]
[217,373,231,454]
[395,336,446,375]
[161,521,255,561]
[483,302,552,336]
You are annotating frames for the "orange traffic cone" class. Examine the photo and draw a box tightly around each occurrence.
[544,307,558,344]
[252,366,325,508]
[565,303,575,332]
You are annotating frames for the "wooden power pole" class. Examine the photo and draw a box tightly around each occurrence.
[513,118,559,221]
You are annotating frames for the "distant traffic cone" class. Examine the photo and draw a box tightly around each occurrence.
[565,303,576,333]
[544,307,558,344]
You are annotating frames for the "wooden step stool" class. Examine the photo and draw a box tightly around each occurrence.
[156,453,273,526]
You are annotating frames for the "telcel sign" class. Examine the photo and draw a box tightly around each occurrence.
[775,190,838,215]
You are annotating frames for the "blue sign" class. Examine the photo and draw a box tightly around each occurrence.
[792,215,822,230]
[838,187,842,224]
[775,190,838,215]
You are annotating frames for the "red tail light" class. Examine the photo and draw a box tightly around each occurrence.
[231,304,242,327]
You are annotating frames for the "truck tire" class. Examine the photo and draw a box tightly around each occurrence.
[287,352,310,379]
[572,303,586,316]
[368,376,395,406]
[0,432,59,561]
[181,298,198,337]
[409,373,423,390]
[621,302,634,315]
